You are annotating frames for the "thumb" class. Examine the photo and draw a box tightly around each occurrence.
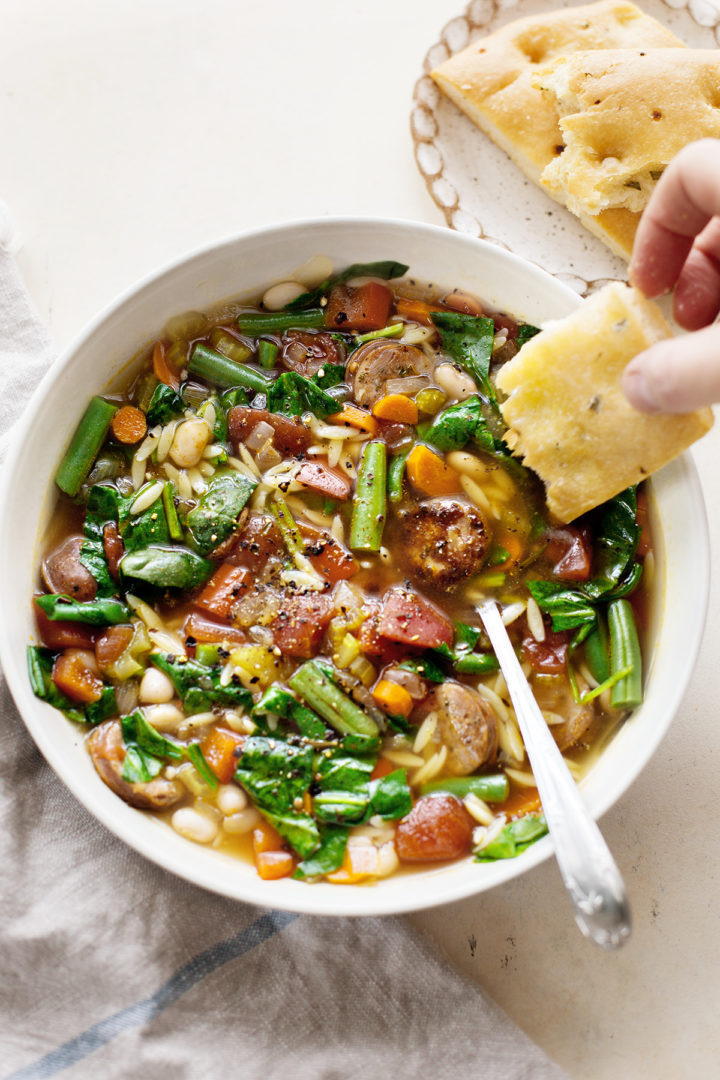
[622,323,720,413]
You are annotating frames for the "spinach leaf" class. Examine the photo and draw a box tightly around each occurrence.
[252,685,327,740]
[85,685,118,725]
[146,383,185,426]
[185,472,257,555]
[234,735,314,815]
[118,490,170,552]
[424,396,484,452]
[34,594,130,625]
[516,323,541,348]
[368,768,413,821]
[266,371,338,418]
[120,708,183,783]
[80,484,120,598]
[150,652,253,714]
[426,621,499,676]
[399,656,446,684]
[313,750,411,825]
[285,261,409,311]
[583,488,639,600]
[312,364,346,390]
[475,814,548,861]
[186,742,219,790]
[431,312,496,402]
[526,581,598,632]
[293,824,349,879]
[120,545,214,590]
[260,809,320,858]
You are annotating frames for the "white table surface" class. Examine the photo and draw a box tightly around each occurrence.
[3,2,719,1077]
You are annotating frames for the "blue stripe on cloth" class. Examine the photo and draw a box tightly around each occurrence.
[5,909,299,1080]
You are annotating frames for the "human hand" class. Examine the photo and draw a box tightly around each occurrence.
[622,138,720,413]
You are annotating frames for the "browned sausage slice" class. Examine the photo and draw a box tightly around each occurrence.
[87,719,184,810]
[348,340,433,407]
[423,681,498,776]
[395,498,491,592]
[280,330,345,377]
[41,535,98,601]
[533,676,595,752]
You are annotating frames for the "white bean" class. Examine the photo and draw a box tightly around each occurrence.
[434,362,478,401]
[139,668,176,705]
[292,254,334,288]
[261,280,306,311]
[222,806,262,835]
[216,784,248,816]
[171,807,219,844]
[143,702,185,732]
[169,417,210,469]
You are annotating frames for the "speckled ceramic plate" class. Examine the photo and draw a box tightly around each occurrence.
[412,0,720,295]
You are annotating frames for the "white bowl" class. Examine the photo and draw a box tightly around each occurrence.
[0,218,709,915]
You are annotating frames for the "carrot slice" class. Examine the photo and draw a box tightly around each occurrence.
[255,850,295,880]
[200,727,245,784]
[52,649,104,703]
[295,461,352,501]
[394,297,441,326]
[327,403,379,435]
[195,563,251,619]
[371,394,419,424]
[111,405,148,445]
[252,820,285,855]
[372,679,414,719]
[405,444,461,495]
[324,282,392,332]
[152,340,180,391]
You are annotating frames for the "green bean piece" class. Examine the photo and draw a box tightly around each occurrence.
[257,339,280,369]
[608,598,643,709]
[236,309,325,335]
[584,614,610,685]
[34,594,130,625]
[289,660,379,739]
[188,343,270,393]
[55,397,118,497]
[349,440,387,552]
[354,323,404,345]
[419,774,509,803]
[387,449,410,505]
[162,481,184,542]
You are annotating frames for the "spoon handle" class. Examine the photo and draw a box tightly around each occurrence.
[478,599,631,950]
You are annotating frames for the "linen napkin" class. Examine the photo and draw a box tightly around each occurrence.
[0,202,568,1080]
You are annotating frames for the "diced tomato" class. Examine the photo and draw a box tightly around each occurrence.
[324,282,393,333]
[376,587,454,650]
[231,514,283,570]
[280,330,344,377]
[636,488,652,558]
[299,523,358,583]
[497,787,542,820]
[52,648,104,703]
[33,599,97,651]
[195,563,251,619]
[270,592,334,658]
[102,522,124,581]
[544,526,593,581]
[200,728,246,784]
[95,625,134,672]
[357,611,413,664]
[228,406,312,456]
[521,628,570,674]
[183,612,248,648]
[295,461,352,501]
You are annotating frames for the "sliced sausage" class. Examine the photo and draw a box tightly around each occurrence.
[87,719,184,810]
[280,330,344,376]
[41,535,97,601]
[348,340,433,408]
[395,498,491,592]
[228,406,312,457]
[422,681,497,776]
[533,676,595,752]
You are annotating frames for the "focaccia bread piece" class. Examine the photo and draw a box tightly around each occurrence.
[537,49,720,216]
[430,0,685,259]
[495,283,713,522]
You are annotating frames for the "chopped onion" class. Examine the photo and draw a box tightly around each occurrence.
[245,420,275,451]
[385,375,430,396]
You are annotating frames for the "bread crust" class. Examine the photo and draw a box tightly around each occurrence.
[495,283,714,522]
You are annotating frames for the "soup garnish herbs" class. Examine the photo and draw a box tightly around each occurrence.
[28,259,649,883]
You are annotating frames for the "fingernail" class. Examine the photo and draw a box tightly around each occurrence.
[622,366,660,413]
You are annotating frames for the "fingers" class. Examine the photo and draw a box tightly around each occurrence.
[622,322,720,413]
[672,217,720,330]
[630,139,720,300]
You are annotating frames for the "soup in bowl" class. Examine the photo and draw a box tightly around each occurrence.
[0,219,709,915]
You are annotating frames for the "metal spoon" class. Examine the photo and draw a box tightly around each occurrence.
[478,598,631,950]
